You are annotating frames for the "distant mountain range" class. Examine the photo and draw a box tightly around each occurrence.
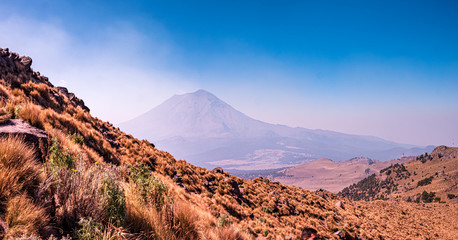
[119,89,434,170]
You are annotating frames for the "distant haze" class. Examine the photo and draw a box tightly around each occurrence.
[1,1,457,146]
[119,90,434,170]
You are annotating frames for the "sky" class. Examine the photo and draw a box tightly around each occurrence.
[0,0,457,146]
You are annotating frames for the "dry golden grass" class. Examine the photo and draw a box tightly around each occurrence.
[206,227,250,240]
[0,107,11,124]
[4,195,49,239]
[0,136,47,238]
[0,135,44,201]
[124,182,202,240]
[16,102,44,129]
[357,200,458,240]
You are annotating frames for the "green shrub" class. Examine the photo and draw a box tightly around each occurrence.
[217,215,232,227]
[421,191,436,203]
[129,163,169,209]
[69,133,84,145]
[447,194,456,199]
[48,137,76,173]
[76,218,103,240]
[417,176,433,187]
[100,175,127,226]
[262,208,273,214]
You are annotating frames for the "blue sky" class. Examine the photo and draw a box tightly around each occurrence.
[1,0,457,146]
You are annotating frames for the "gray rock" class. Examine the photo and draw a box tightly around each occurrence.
[212,167,224,174]
[20,56,32,69]
[0,119,48,161]
[335,201,345,209]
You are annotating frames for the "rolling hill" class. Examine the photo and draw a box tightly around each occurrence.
[271,157,411,193]
[119,90,434,170]
[339,146,458,204]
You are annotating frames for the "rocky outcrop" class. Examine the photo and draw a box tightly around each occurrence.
[0,48,89,112]
[431,145,458,159]
[56,86,90,112]
[0,119,48,161]
[0,48,50,86]
[212,167,224,174]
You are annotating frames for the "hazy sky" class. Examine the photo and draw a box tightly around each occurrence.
[1,0,457,146]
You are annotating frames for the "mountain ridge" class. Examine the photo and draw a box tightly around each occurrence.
[119,89,434,169]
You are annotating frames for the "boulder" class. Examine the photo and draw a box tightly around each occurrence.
[226,178,242,198]
[56,86,90,112]
[0,119,48,161]
[20,56,32,68]
[335,201,345,209]
[212,167,224,174]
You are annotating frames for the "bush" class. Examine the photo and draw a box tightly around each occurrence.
[50,159,105,233]
[69,133,84,145]
[417,176,433,187]
[447,194,456,199]
[76,218,103,240]
[100,175,127,226]
[421,191,436,203]
[48,136,76,173]
[129,163,169,209]
[218,215,232,228]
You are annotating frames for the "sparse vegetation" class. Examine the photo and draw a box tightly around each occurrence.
[421,191,436,203]
[417,176,433,187]
[417,153,433,163]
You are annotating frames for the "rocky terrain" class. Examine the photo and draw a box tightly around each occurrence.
[0,48,457,239]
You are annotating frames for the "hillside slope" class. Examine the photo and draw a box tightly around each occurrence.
[119,90,434,169]
[339,146,458,204]
[272,157,410,193]
[0,48,457,239]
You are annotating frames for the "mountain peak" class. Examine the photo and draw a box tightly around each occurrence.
[119,89,257,140]
[178,89,221,103]
[192,89,213,96]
